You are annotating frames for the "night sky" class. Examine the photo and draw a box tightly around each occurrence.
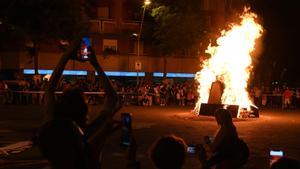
[248,0,300,85]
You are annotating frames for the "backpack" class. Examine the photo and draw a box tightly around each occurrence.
[208,138,249,168]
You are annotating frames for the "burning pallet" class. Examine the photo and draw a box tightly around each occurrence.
[199,103,259,118]
[198,81,259,118]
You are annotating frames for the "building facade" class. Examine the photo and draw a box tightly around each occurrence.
[0,0,245,79]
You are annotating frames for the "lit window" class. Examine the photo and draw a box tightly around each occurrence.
[103,39,118,52]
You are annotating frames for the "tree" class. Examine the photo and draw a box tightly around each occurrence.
[149,0,207,75]
[0,0,96,111]
[151,0,205,55]
[0,0,88,74]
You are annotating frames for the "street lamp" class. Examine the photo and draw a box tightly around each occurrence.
[144,0,151,6]
[136,0,151,88]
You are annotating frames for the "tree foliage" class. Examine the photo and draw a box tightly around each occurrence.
[0,0,94,75]
[150,0,206,56]
[0,0,90,43]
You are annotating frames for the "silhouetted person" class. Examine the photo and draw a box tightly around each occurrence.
[40,43,120,169]
[149,135,187,169]
[283,87,292,109]
[200,109,249,169]
[271,157,300,169]
[38,88,93,169]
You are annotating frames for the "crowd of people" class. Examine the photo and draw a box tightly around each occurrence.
[251,85,300,109]
[0,78,198,107]
[2,78,300,110]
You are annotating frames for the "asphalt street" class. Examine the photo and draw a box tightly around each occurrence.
[1,105,300,169]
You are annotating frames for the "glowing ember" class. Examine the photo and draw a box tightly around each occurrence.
[194,8,263,117]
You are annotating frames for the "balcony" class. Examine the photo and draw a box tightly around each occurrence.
[121,20,140,32]
[90,19,116,34]
[90,19,140,34]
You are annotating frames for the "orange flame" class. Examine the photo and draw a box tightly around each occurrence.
[194,8,263,117]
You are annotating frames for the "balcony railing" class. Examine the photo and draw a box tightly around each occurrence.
[121,20,140,32]
[90,19,140,34]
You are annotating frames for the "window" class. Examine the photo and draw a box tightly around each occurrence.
[97,7,109,18]
[201,0,216,11]
[103,39,118,54]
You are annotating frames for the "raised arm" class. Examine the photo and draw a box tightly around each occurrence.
[85,47,121,137]
[44,38,81,120]
[84,47,121,161]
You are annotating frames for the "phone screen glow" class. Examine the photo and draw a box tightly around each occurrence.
[187,146,196,154]
[270,150,284,156]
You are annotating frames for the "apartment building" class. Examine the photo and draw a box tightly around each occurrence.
[0,0,245,79]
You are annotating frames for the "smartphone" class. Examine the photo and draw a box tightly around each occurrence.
[79,36,91,61]
[121,113,132,129]
[187,144,196,155]
[120,113,132,147]
[269,150,284,166]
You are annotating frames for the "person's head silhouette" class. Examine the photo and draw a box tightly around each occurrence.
[54,87,88,128]
[149,135,187,169]
[214,108,233,127]
[271,157,300,169]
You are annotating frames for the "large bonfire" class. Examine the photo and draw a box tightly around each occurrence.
[194,8,263,117]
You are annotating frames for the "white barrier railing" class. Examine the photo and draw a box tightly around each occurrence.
[1,91,292,109]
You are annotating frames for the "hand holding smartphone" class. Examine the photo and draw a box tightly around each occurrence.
[187,143,207,162]
[79,36,91,61]
[269,150,284,166]
[71,36,92,62]
[120,113,132,147]
[187,144,197,155]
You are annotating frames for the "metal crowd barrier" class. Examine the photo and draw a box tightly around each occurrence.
[1,91,294,109]
[3,91,139,105]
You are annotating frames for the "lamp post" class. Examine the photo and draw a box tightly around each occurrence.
[136,0,151,88]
